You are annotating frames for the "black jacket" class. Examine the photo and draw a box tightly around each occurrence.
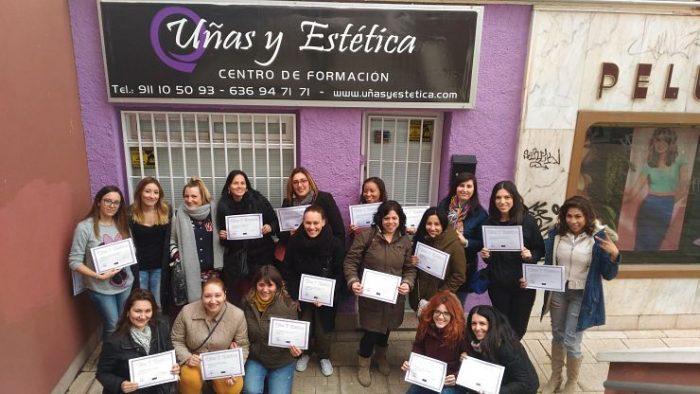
[282,225,345,332]
[468,340,539,394]
[216,189,278,277]
[96,318,176,394]
[280,191,345,244]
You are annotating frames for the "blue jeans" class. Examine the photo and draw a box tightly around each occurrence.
[139,268,162,307]
[88,288,131,339]
[550,287,584,357]
[243,359,295,394]
[406,384,466,394]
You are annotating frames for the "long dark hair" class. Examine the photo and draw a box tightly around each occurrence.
[373,200,406,235]
[466,305,519,363]
[488,181,526,224]
[114,288,159,336]
[361,177,388,203]
[247,265,291,301]
[221,170,253,197]
[557,196,596,236]
[412,207,448,251]
[647,127,678,168]
[86,185,130,239]
[450,172,481,211]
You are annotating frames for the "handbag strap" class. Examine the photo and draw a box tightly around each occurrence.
[192,302,228,353]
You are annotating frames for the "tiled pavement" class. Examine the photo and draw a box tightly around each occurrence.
[67,328,700,393]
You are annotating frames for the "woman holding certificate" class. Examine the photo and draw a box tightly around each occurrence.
[409,208,466,315]
[437,172,488,297]
[401,291,468,394]
[533,196,619,394]
[170,178,224,307]
[479,181,544,339]
[349,177,388,234]
[242,265,301,394]
[171,278,249,394]
[97,288,179,394]
[465,305,538,394]
[129,177,171,309]
[282,205,345,376]
[216,170,278,304]
[344,200,416,387]
[69,185,134,339]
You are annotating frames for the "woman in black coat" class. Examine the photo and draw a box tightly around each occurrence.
[216,170,279,305]
[282,205,345,377]
[97,288,178,394]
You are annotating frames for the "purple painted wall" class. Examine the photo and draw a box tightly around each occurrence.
[69,0,530,220]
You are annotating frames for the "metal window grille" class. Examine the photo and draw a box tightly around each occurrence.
[122,111,296,207]
[364,115,442,206]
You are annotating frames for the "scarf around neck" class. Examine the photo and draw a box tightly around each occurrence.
[184,202,212,221]
[253,291,276,313]
[448,196,469,226]
[293,192,315,206]
[290,225,333,257]
[130,325,152,354]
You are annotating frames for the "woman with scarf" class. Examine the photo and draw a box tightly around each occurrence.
[282,205,345,376]
[169,178,224,308]
[216,170,278,305]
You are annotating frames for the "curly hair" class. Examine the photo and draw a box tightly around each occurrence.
[416,291,466,347]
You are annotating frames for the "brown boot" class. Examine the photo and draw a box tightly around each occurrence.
[357,355,372,387]
[373,345,391,376]
[562,354,582,394]
[542,342,565,394]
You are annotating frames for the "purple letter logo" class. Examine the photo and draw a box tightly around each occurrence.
[150,6,206,73]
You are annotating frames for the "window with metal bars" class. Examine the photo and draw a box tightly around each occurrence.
[121,111,296,207]
[364,115,442,206]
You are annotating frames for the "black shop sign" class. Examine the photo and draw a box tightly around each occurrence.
[99,0,483,108]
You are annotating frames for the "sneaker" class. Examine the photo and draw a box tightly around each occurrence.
[296,354,310,372]
[319,358,334,376]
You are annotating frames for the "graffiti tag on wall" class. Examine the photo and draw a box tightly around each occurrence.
[523,148,561,170]
[530,200,561,235]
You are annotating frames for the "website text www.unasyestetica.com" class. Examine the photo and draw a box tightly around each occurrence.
[332,89,458,100]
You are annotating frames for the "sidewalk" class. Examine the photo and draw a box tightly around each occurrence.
[66,328,700,393]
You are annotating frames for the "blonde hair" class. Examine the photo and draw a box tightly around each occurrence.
[131,177,170,225]
[285,167,319,202]
[182,177,212,204]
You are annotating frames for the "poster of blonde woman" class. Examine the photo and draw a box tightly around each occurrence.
[618,127,698,251]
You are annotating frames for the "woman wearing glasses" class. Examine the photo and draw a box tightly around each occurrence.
[69,185,134,339]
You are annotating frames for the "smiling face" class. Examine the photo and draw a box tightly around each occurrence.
[303,211,325,238]
[456,180,475,203]
[99,192,122,219]
[201,283,226,316]
[228,174,248,200]
[256,280,277,302]
[470,313,489,341]
[654,136,670,155]
[565,207,587,236]
[494,188,514,219]
[128,300,153,330]
[183,186,203,208]
[381,209,400,235]
[140,182,160,209]
[362,181,381,203]
[432,303,452,329]
[291,172,311,199]
[425,214,443,238]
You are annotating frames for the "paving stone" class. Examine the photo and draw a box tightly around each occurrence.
[662,329,700,338]
[583,338,628,361]
[338,366,389,394]
[523,331,548,340]
[623,330,666,339]
[583,330,627,339]
[578,362,608,392]
[622,338,667,349]
[83,344,101,372]
[523,339,550,365]
[662,338,700,347]
[67,372,96,393]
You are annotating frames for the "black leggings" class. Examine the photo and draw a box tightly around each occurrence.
[489,284,536,339]
[358,330,390,357]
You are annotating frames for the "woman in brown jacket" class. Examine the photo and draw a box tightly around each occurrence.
[171,278,249,394]
[409,207,467,315]
[344,200,417,387]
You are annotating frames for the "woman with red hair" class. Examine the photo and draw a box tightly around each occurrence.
[401,291,468,394]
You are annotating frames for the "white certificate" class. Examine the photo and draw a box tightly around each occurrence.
[128,350,177,389]
[482,225,524,251]
[299,274,336,307]
[414,242,450,280]
[456,356,505,394]
[90,238,138,274]
[360,268,401,304]
[276,205,310,232]
[523,264,566,292]
[268,317,310,350]
[71,269,86,296]
[404,352,447,393]
[200,348,245,380]
[404,206,430,229]
[349,202,381,228]
[225,214,263,240]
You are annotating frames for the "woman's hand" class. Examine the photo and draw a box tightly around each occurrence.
[444,374,456,386]
[456,230,468,247]
[313,300,322,308]
[186,354,201,367]
[406,226,417,235]
[349,224,359,234]
[401,361,410,372]
[230,341,238,349]
[521,247,532,261]
[95,268,120,281]
[261,224,272,235]
[398,282,410,296]
[460,352,468,361]
[219,230,228,240]
[351,282,363,296]
[171,364,180,375]
[479,248,490,260]
[595,233,620,261]
[120,381,138,393]
[225,376,238,387]
[519,277,528,289]
[289,345,303,357]
[410,255,419,266]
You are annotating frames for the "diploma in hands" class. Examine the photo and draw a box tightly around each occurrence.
[90,238,138,274]
[349,202,381,228]
[403,206,430,229]
[200,348,245,380]
[414,242,450,280]
[299,274,336,307]
[276,205,310,232]
[404,352,448,393]
[359,268,401,304]
[225,214,263,240]
[268,317,310,350]
[456,356,505,394]
[523,264,566,292]
[482,225,524,251]
[128,350,177,389]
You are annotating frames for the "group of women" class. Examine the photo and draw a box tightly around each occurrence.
[69,168,621,394]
